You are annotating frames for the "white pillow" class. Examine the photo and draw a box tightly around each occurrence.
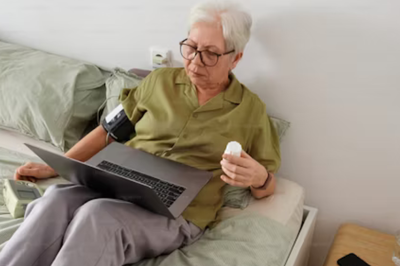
[217,177,305,234]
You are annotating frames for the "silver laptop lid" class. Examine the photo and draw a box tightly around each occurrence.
[87,142,213,216]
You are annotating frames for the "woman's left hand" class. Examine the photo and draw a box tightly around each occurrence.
[220,150,268,188]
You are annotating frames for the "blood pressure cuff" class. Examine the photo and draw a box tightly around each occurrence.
[102,104,135,142]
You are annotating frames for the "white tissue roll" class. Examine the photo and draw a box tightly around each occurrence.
[224,141,242,157]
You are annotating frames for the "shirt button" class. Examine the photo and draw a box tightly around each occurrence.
[192,113,198,118]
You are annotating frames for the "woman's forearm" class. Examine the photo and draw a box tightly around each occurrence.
[250,173,276,199]
[65,125,114,162]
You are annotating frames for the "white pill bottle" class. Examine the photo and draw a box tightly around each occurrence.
[224,141,242,157]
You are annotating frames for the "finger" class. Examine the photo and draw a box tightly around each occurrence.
[222,154,251,168]
[220,160,250,176]
[19,176,29,182]
[220,175,247,188]
[221,166,248,182]
[19,176,36,183]
[14,170,22,180]
[24,162,35,168]
[17,167,39,177]
[241,150,252,159]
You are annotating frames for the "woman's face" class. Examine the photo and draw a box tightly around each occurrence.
[184,22,241,89]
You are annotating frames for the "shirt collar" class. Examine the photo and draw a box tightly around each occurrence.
[223,72,243,104]
[175,68,243,105]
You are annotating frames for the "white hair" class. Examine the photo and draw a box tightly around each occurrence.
[189,1,252,55]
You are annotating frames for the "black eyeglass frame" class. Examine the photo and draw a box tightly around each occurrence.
[179,38,235,67]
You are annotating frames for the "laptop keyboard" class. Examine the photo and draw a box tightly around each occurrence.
[97,160,186,208]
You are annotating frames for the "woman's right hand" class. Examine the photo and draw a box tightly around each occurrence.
[14,162,58,183]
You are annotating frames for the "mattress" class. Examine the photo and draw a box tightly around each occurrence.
[0,129,62,157]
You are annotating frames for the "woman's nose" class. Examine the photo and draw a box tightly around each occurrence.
[191,52,204,66]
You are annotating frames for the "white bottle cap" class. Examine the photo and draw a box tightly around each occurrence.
[224,141,242,157]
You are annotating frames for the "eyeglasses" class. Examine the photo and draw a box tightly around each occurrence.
[179,38,235,67]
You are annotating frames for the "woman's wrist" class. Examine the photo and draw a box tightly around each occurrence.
[251,171,270,190]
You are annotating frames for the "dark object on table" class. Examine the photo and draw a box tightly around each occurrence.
[337,253,370,266]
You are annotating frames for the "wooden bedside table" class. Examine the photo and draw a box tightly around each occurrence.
[324,223,396,266]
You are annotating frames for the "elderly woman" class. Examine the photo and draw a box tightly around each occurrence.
[0,1,280,266]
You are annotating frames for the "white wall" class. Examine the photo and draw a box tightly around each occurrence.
[1,0,399,265]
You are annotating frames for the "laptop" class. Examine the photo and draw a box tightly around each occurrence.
[25,142,212,219]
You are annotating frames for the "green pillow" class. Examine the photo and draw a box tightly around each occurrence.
[270,116,290,141]
[0,41,108,151]
[100,68,143,122]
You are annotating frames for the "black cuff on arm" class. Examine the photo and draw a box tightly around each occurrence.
[102,104,135,142]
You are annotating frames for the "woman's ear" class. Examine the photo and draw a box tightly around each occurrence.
[231,52,243,70]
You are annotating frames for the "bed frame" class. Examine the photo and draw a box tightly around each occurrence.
[285,205,318,266]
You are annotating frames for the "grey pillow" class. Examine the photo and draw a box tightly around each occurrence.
[0,41,107,151]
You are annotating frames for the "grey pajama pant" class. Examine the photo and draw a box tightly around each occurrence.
[0,184,202,266]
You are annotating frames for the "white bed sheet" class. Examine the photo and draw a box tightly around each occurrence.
[0,129,62,157]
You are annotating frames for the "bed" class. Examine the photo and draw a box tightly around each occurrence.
[0,128,317,266]
[0,40,318,266]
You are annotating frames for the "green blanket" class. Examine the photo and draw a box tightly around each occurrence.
[134,214,295,266]
[0,148,34,251]
[0,147,296,265]
[0,147,69,251]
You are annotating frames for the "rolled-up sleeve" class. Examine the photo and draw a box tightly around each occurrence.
[118,70,155,126]
[248,106,281,174]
